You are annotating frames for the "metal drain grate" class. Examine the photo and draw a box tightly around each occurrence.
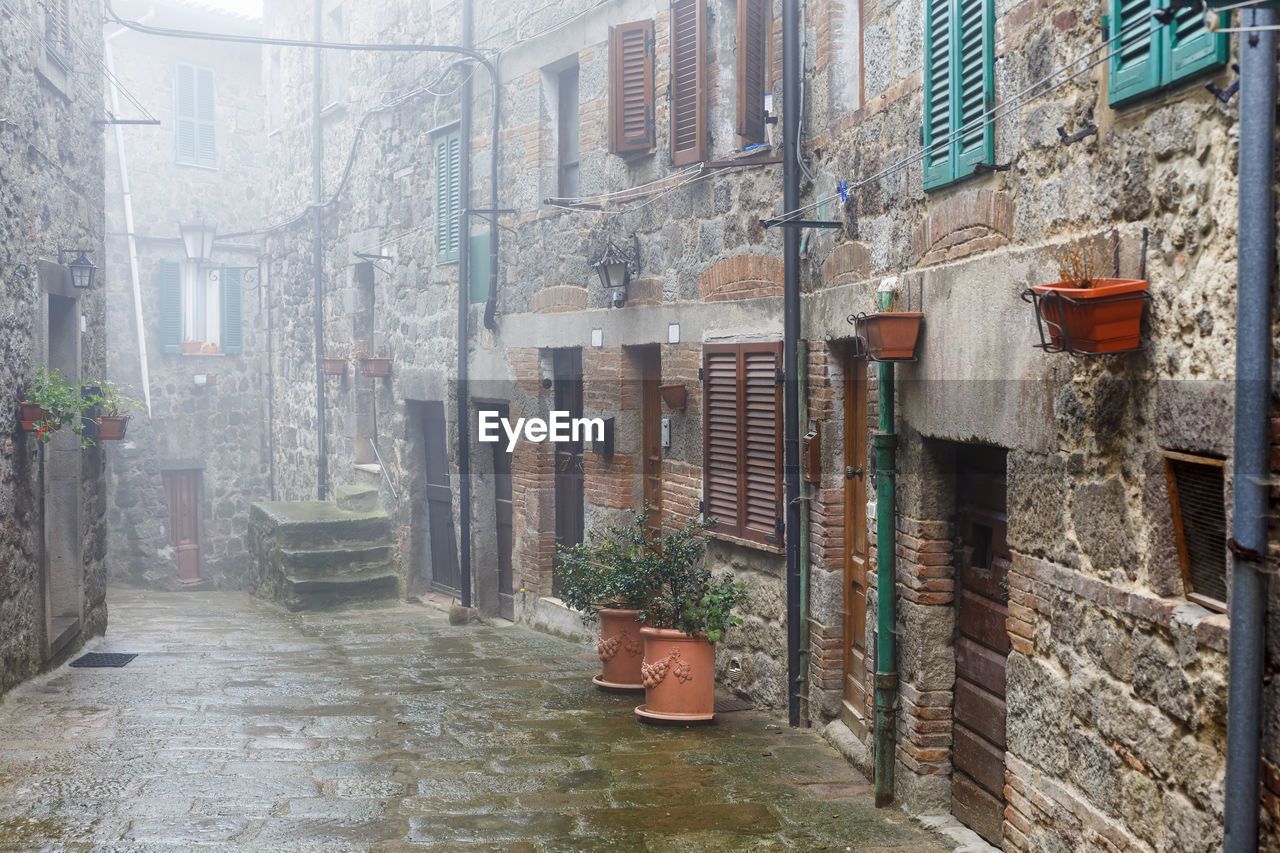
[69,653,137,668]
[714,697,754,713]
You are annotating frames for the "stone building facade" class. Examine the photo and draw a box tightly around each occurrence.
[0,0,109,691]
[254,0,1278,849]
[103,0,269,589]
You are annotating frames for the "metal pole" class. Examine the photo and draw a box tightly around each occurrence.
[873,353,898,808]
[456,0,474,608]
[1224,9,1274,851]
[312,0,327,501]
[782,0,803,729]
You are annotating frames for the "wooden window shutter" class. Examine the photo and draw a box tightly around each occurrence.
[704,346,743,538]
[435,131,461,262]
[669,0,707,165]
[922,0,953,188]
[1162,451,1227,612]
[1108,0,1160,105]
[45,0,70,61]
[952,0,994,177]
[741,343,782,542]
[195,67,217,167]
[1167,3,1228,86]
[175,64,198,164]
[736,0,770,142]
[220,267,243,355]
[159,260,182,354]
[609,20,655,155]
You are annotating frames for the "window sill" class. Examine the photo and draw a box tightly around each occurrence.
[353,463,382,474]
[705,528,785,556]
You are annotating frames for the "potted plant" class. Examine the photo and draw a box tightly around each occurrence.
[321,353,348,375]
[633,516,750,724]
[83,379,143,440]
[201,341,218,354]
[355,341,391,377]
[18,367,93,447]
[854,288,923,361]
[181,340,203,355]
[1022,232,1148,355]
[555,506,666,693]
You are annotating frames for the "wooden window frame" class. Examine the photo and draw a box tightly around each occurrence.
[557,63,580,199]
[922,0,995,191]
[736,0,771,142]
[44,0,71,67]
[1107,0,1229,107]
[608,19,656,156]
[1162,449,1228,613]
[670,0,709,166]
[702,342,783,547]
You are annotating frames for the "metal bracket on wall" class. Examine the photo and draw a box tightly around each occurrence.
[972,161,1012,174]
[1057,121,1098,145]
[761,219,842,229]
[1206,65,1241,102]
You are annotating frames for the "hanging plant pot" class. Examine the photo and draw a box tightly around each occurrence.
[18,403,53,432]
[1022,279,1148,355]
[635,627,716,723]
[94,416,130,440]
[321,356,347,375]
[593,608,646,692]
[856,312,924,361]
[658,384,687,411]
[358,356,392,377]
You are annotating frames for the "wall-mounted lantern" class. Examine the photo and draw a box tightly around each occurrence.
[58,248,96,290]
[590,237,638,308]
[179,219,217,263]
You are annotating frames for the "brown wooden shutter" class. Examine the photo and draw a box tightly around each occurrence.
[1163,451,1228,612]
[736,0,770,141]
[741,343,782,541]
[670,0,707,165]
[704,346,743,538]
[609,20,655,155]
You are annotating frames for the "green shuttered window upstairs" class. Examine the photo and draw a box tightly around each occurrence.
[175,63,216,167]
[923,0,994,190]
[1108,0,1228,106]
[220,267,243,355]
[159,260,182,354]
[435,130,462,263]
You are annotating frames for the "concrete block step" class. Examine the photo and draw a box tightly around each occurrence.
[283,573,401,611]
[252,502,392,549]
[280,545,395,574]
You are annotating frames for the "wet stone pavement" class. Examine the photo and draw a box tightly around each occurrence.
[0,589,948,852]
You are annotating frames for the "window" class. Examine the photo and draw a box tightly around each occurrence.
[1108,0,1228,106]
[670,0,708,165]
[158,261,242,354]
[175,63,217,167]
[1163,451,1227,612]
[703,342,783,545]
[267,50,283,134]
[44,0,71,66]
[736,0,770,142]
[608,19,655,155]
[922,0,994,190]
[558,64,580,199]
[434,129,461,262]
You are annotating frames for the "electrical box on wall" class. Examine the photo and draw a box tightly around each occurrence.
[661,417,671,449]
[802,422,821,484]
[589,417,615,459]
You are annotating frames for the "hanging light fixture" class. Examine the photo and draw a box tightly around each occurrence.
[590,237,638,308]
[179,219,218,263]
[58,248,96,290]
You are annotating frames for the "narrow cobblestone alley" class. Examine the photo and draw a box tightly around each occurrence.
[0,589,947,852]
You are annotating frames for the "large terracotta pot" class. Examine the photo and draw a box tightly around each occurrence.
[860,312,923,360]
[1029,278,1147,354]
[593,608,645,692]
[635,626,716,723]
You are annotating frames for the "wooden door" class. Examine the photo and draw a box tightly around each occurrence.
[422,400,460,593]
[162,470,201,583]
[552,349,584,598]
[951,445,1010,847]
[842,355,869,736]
[639,347,663,536]
[492,403,514,619]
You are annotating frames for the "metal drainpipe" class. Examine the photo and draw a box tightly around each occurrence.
[1224,9,1274,851]
[873,292,898,808]
[797,338,811,724]
[782,0,803,729]
[312,0,328,501]
[456,0,473,608]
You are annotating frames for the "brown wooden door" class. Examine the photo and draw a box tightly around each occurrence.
[162,470,201,583]
[422,400,460,593]
[952,445,1010,847]
[552,349,584,598]
[492,403,514,619]
[842,355,869,736]
[639,347,663,536]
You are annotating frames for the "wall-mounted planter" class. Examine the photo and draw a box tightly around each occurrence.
[321,356,347,375]
[95,416,129,440]
[658,383,687,411]
[358,356,392,377]
[856,312,924,361]
[180,341,203,355]
[18,403,52,431]
[1022,279,1149,355]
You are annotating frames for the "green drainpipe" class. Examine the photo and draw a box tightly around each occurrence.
[873,290,899,808]
[797,339,811,722]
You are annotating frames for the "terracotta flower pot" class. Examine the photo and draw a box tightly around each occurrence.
[1029,278,1147,354]
[593,608,645,692]
[359,356,392,377]
[635,626,716,723]
[18,403,52,431]
[658,384,687,411]
[95,416,129,440]
[861,312,923,360]
[181,341,203,355]
[321,356,347,375]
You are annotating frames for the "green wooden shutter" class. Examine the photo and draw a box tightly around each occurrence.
[435,131,461,262]
[175,64,197,164]
[220,267,243,354]
[469,232,490,303]
[1108,0,1160,105]
[953,0,994,177]
[1167,4,1228,85]
[195,67,217,167]
[159,260,182,353]
[923,0,952,187]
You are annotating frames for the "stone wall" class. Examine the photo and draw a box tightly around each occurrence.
[0,0,108,693]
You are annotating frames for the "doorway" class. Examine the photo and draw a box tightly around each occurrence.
[421,400,460,594]
[551,349,584,598]
[951,444,1009,846]
[491,402,515,620]
[638,347,663,535]
[162,469,202,583]
[43,292,82,655]
[842,353,870,737]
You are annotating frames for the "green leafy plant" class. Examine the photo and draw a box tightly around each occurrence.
[638,515,750,644]
[21,367,94,445]
[555,504,665,623]
[83,378,144,417]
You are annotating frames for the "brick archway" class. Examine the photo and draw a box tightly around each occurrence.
[698,254,783,302]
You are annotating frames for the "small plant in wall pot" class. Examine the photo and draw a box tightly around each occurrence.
[850,279,924,362]
[19,367,93,447]
[83,379,144,441]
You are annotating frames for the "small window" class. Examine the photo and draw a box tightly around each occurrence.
[557,65,580,199]
[608,19,655,155]
[1108,0,1229,106]
[157,261,242,354]
[670,0,708,165]
[736,0,770,142]
[703,342,783,545]
[44,0,71,67]
[1163,450,1227,612]
[175,63,217,167]
[434,129,462,262]
[922,0,994,190]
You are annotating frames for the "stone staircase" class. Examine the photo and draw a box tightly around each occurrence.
[248,486,399,611]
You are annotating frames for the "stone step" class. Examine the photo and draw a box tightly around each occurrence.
[280,545,395,575]
[282,573,401,612]
[251,502,391,549]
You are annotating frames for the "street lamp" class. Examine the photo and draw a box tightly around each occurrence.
[179,219,217,263]
[590,237,638,308]
[58,248,96,290]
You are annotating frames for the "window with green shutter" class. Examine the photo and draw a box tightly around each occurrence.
[159,260,183,354]
[1107,0,1228,106]
[175,63,217,167]
[434,129,462,262]
[922,0,994,191]
[220,267,243,354]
